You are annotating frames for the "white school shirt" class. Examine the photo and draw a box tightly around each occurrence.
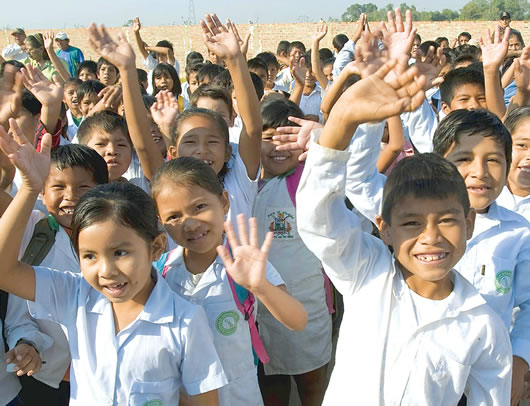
[161,246,284,406]
[332,39,355,81]
[454,202,530,365]
[496,185,530,221]
[274,67,293,90]
[299,86,323,122]
[123,151,151,194]
[254,174,332,375]
[296,141,512,405]
[65,110,80,144]
[28,267,227,405]
[7,210,80,388]
[400,97,438,153]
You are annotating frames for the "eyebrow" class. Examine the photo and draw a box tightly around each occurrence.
[397,208,462,218]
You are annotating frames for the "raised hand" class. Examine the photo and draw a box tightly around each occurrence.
[132,17,141,33]
[43,32,55,52]
[150,90,179,129]
[354,31,389,78]
[291,56,307,84]
[380,9,416,73]
[273,116,323,161]
[414,46,446,91]
[480,26,510,71]
[0,118,51,193]
[88,23,136,71]
[216,215,272,294]
[313,20,328,43]
[200,13,242,61]
[513,44,530,95]
[20,64,63,106]
[5,342,43,377]
[229,20,251,57]
[0,65,23,131]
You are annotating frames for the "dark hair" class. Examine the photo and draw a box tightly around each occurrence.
[71,182,161,253]
[77,60,97,76]
[97,57,118,74]
[142,95,156,109]
[458,32,472,40]
[249,72,265,100]
[152,63,182,97]
[137,68,148,84]
[50,144,109,185]
[0,60,24,76]
[419,40,439,56]
[440,67,484,105]
[276,40,290,56]
[332,34,349,52]
[185,61,204,79]
[256,52,279,69]
[435,37,449,45]
[155,39,173,52]
[211,70,233,91]
[247,57,268,74]
[77,111,131,146]
[186,51,204,67]
[151,156,223,202]
[453,44,481,59]
[288,41,306,55]
[319,48,334,62]
[343,73,361,92]
[322,57,335,69]
[433,109,512,167]
[504,106,530,135]
[382,153,470,224]
[190,85,233,116]
[452,54,477,69]
[509,30,525,48]
[64,77,82,89]
[261,98,304,130]
[197,64,226,84]
[77,79,105,102]
[414,33,422,44]
[21,90,42,116]
[171,107,229,147]
[25,34,50,61]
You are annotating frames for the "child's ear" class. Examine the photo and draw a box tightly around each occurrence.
[465,209,476,241]
[151,232,168,261]
[376,215,392,246]
[221,190,230,215]
[224,143,233,163]
[441,101,451,115]
[167,145,178,160]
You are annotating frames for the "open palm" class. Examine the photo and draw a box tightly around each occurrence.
[88,24,135,71]
[381,9,415,72]
[480,27,510,70]
[0,66,23,130]
[201,14,241,60]
[21,65,63,106]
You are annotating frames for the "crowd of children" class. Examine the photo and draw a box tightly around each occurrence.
[0,8,529,406]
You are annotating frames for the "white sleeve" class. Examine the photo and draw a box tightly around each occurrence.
[510,242,530,365]
[180,306,227,395]
[2,44,20,59]
[344,123,387,224]
[4,294,54,352]
[400,98,438,153]
[143,54,157,71]
[224,153,259,218]
[296,140,392,296]
[27,267,81,327]
[332,40,355,81]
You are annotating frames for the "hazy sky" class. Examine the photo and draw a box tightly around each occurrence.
[0,0,467,29]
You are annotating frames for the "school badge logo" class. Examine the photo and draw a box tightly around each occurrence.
[267,210,294,239]
[495,270,513,294]
[216,310,239,336]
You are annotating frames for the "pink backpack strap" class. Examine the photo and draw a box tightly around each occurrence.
[161,250,181,278]
[285,163,305,208]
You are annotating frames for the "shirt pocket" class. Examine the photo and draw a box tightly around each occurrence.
[128,378,177,406]
[474,256,515,297]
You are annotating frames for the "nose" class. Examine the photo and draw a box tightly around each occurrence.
[63,186,78,201]
[468,157,488,179]
[105,144,117,156]
[183,216,201,232]
[467,98,480,110]
[419,223,442,245]
[98,256,118,279]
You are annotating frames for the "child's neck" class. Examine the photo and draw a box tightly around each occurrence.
[303,85,315,95]
[112,276,155,334]
[183,243,221,275]
[508,181,530,198]
[400,266,454,300]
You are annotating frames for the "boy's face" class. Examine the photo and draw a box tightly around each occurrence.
[85,129,132,181]
[63,84,80,115]
[289,47,304,65]
[444,133,507,213]
[508,36,522,51]
[78,68,97,82]
[80,93,101,117]
[378,195,474,296]
[42,166,98,229]
[188,72,199,95]
[267,64,279,89]
[260,128,302,179]
[55,39,69,51]
[508,119,530,195]
[458,35,470,46]
[439,40,449,49]
[250,67,268,87]
[98,64,118,86]
[195,96,233,127]
[441,83,486,114]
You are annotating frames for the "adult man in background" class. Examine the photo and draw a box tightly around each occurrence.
[1,28,28,62]
[55,32,84,76]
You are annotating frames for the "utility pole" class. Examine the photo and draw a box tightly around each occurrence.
[188,0,197,26]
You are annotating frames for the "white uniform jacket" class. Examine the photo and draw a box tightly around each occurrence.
[296,141,512,405]
[496,186,530,222]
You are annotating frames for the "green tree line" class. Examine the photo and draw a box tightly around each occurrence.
[340,0,530,22]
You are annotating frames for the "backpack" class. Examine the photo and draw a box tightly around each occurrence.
[158,249,270,365]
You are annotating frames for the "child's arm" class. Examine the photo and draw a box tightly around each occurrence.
[0,119,52,301]
[187,391,219,406]
[217,215,307,331]
[509,44,530,110]
[43,32,70,82]
[201,14,262,179]
[288,56,306,106]
[311,21,329,90]
[273,116,323,162]
[150,90,179,148]
[376,115,404,173]
[0,64,24,131]
[320,61,360,121]
[230,21,251,59]
[331,13,365,80]
[480,27,510,119]
[145,46,176,66]
[88,24,165,179]
[132,18,150,60]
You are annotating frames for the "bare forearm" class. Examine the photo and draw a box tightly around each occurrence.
[40,102,61,134]
[319,103,359,151]
[48,51,70,82]
[484,69,507,118]
[134,32,149,59]
[289,81,303,106]
[321,71,350,115]
[311,40,328,89]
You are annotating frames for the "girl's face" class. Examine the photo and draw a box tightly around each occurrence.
[78,68,97,82]
[188,72,199,95]
[261,127,302,179]
[86,129,132,181]
[26,42,44,62]
[168,115,231,175]
[508,118,530,196]
[156,182,229,254]
[78,219,165,304]
[154,72,174,93]
[266,64,278,89]
[508,35,522,51]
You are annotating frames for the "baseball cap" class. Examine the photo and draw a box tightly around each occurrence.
[55,32,69,41]
[500,11,511,19]
[11,28,25,36]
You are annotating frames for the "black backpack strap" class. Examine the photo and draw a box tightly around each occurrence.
[21,216,58,266]
[1,289,8,352]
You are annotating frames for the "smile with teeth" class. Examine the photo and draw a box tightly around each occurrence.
[104,282,128,297]
[188,231,208,241]
[519,167,530,173]
[202,160,214,166]
[467,185,489,193]
[415,253,448,262]
[270,155,288,161]
[61,207,75,215]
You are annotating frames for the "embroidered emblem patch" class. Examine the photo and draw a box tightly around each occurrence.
[216,310,239,336]
[142,400,163,406]
[495,270,513,294]
[267,210,294,239]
